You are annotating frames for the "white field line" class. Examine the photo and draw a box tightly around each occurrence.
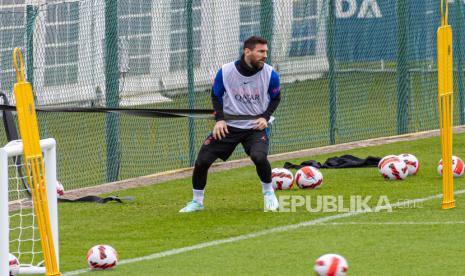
[310,221,465,226]
[63,189,465,276]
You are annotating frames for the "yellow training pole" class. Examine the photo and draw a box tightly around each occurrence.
[13,48,61,275]
[437,0,455,209]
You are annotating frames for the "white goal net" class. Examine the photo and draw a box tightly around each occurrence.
[0,138,59,275]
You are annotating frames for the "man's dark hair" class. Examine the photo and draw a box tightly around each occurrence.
[243,36,268,50]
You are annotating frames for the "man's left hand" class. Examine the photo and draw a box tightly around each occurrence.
[254,117,268,130]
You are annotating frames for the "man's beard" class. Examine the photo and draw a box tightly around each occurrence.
[250,59,265,70]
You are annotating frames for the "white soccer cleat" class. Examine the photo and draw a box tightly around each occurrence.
[263,191,279,212]
[179,200,204,213]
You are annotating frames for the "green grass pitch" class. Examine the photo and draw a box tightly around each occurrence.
[57,132,465,275]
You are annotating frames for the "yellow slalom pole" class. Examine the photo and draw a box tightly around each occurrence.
[437,0,455,209]
[13,48,61,275]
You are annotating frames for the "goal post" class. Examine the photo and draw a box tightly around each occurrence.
[0,138,59,275]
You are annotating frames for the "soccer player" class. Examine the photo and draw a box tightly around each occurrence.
[180,36,281,212]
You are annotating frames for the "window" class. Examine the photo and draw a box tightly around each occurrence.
[44,1,80,86]
[289,0,318,57]
[169,0,201,72]
[0,0,25,92]
[118,0,152,76]
[239,0,260,53]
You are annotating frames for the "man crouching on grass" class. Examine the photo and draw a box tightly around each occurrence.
[180,36,281,212]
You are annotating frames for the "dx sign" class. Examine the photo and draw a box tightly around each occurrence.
[336,0,382,19]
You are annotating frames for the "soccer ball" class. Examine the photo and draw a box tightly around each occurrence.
[271,168,294,190]
[56,181,65,197]
[398,153,420,175]
[378,155,401,171]
[86,245,118,270]
[438,156,465,177]
[9,253,20,276]
[314,253,348,276]
[380,160,408,180]
[295,166,323,189]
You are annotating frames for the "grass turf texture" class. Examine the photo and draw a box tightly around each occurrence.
[57,132,465,275]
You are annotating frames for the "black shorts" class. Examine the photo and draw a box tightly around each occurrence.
[198,126,269,161]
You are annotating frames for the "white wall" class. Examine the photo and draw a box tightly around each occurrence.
[27,0,328,106]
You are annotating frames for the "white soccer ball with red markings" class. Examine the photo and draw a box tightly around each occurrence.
[438,156,465,177]
[380,160,408,180]
[398,153,420,175]
[295,166,323,189]
[378,155,401,172]
[314,253,348,276]
[9,253,20,276]
[86,245,118,270]
[271,168,294,190]
[56,181,65,197]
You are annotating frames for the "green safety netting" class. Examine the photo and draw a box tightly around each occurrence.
[0,0,464,190]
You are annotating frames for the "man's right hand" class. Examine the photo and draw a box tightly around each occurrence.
[213,120,228,140]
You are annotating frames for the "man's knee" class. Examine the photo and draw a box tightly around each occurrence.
[250,151,268,165]
[195,152,216,169]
